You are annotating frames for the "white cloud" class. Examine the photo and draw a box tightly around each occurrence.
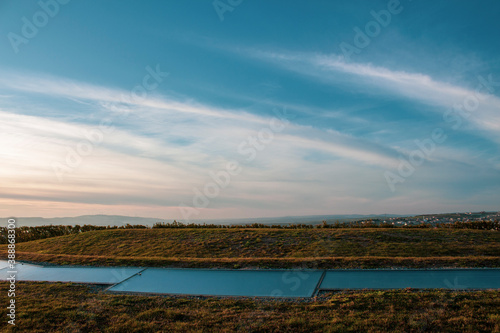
[243,49,500,143]
[0,71,402,169]
[2,68,497,218]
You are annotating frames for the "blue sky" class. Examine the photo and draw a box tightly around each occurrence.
[1,0,499,219]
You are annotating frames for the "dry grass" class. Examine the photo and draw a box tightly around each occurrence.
[1,281,499,332]
[2,228,499,268]
[2,228,499,332]
[11,252,500,269]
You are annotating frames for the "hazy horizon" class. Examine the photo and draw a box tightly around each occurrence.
[6,210,498,224]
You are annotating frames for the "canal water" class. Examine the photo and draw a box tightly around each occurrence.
[1,261,499,297]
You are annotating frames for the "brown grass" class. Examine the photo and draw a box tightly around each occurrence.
[1,281,499,332]
[12,251,500,269]
[2,228,498,268]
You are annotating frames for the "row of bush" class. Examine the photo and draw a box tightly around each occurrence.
[151,221,317,229]
[151,220,499,230]
[0,224,147,244]
[1,220,497,244]
[439,220,500,230]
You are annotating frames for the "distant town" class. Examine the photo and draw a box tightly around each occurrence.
[362,211,500,226]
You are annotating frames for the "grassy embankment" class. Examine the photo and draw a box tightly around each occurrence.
[2,228,499,332]
[0,282,499,332]
[2,228,499,268]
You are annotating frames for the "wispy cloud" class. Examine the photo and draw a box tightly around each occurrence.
[0,69,410,218]
[241,49,500,142]
[0,71,269,124]
[0,71,402,169]
[1,68,498,218]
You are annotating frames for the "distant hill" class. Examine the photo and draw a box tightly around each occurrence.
[6,215,166,227]
[4,214,404,227]
[198,214,404,226]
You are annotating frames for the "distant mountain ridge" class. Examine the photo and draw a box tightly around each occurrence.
[5,215,166,227]
[3,214,405,227]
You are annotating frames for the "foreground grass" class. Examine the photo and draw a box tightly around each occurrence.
[1,282,499,332]
[2,228,499,268]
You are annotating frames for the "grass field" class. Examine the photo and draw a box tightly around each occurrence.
[1,282,499,332]
[2,228,499,332]
[3,228,499,268]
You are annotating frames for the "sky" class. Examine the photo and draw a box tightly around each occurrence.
[0,0,499,219]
